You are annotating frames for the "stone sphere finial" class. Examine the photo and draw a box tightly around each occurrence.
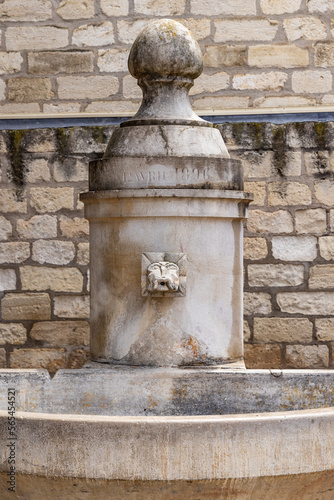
[128,19,203,82]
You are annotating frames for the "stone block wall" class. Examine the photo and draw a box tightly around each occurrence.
[1,0,334,113]
[0,122,334,372]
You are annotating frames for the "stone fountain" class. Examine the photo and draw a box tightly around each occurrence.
[1,20,334,500]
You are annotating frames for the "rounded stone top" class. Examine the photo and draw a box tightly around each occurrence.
[128,19,203,82]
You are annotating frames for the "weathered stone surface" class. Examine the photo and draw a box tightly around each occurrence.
[0,269,16,291]
[180,19,211,41]
[193,96,249,110]
[101,0,128,16]
[24,128,57,153]
[0,323,27,345]
[309,265,334,289]
[17,215,57,239]
[268,182,311,206]
[244,321,251,342]
[248,45,308,68]
[0,349,6,368]
[0,52,23,74]
[244,344,281,369]
[26,158,51,183]
[20,267,83,292]
[0,242,30,264]
[247,210,293,234]
[304,151,333,176]
[215,19,278,42]
[30,187,74,212]
[67,347,90,368]
[316,318,334,341]
[72,22,114,46]
[97,48,129,73]
[319,236,334,260]
[2,293,51,320]
[292,70,332,93]
[28,51,94,75]
[0,0,52,21]
[254,318,313,343]
[135,0,186,15]
[308,0,334,13]
[30,321,89,346]
[277,292,334,315]
[0,216,12,241]
[190,72,230,95]
[43,102,81,113]
[59,216,89,237]
[232,72,287,91]
[295,209,327,234]
[6,27,68,51]
[77,242,89,265]
[272,236,317,261]
[10,348,66,374]
[314,179,334,206]
[330,210,334,231]
[0,190,26,213]
[123,75,142,99]
[243,237,268,260]
[58,76,118,99]
[0,103,40,113]
[237,151,273,177]
[203,45,246,67]
[261,0,302,14]
[32,240,75,265]
[244,182,266,206]
[248,264,304,287]
[191,0,256,15]
[53,158,88,182]
[315,42,334,68]
[8,77,53,102]
[54,295,90,318]
[244,292,272,315]
[253,96,317,107]
[286,345,329,369]
[284,17,327,41]
[57,0,94,19]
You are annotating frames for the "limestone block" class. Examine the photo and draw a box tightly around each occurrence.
[261,0,302,13]
[244,344,281,369]
[193,96,249,110]
[309,265,334,288]
[8,77,53,102]
[123,75,142,99]
[305,151,333,176]
[284,17,327,41]
[6,27,68,51]
[83,100,140,114]
[43,103,81,113]
[180,19,211,41]
[97,48,129,73]
[308,0,334,12]
[28,51,94,75]
[331,210,334,231]
[30,321,89,346]
[191,0,256,15]
[0,349,6,368]
[32,240,75,265]
[1,293,51,320]
[292,70,332,93]
[59,216,89,237]
[244,321,251,342]
[295,209,327,234]
[254,318,313,343]
[0,216,12,240]
[72,22,114,47]
[67,347,90,368]
[319,236,334,260]
[53,158,88,182]
[243,238,268,260]
[17,215,57,239]
[0,79,5,101]
[237,151,273,177]
[77,242,89,265]
[54,295,90,318]
[101,0,128,16]
[286,345,329,369]
[314,179,334,206]
[321,95,334,104]
[244,292,272,315]
[0,269,16,292]
[248,45,309,68]
[117,20,151,44]
[214,19,278,42]
[272,236,317,261]
[0,189,26,213]
[0,52,23,74]
[30,187,74,212]
[10,348,66,374]
[232,72,287,91]
[26,159,51,183]
[0,323,27,345]
[316,318,334,341]
[0,103,40,114]
[57,0,94,19]
[24,128,57,153]
[134,0,186,15]
[247,210,293,234]
[248,264,304,287]
[203,45,246,67]
[0,242,30,264]
[244,182,266,206]
[277,292,334,315]
[0,0,52,21]
[253,96,317,107]
[20,267,83,293]
[58,76,118,99]
[268,181,311,206]
[190,72,229,95]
